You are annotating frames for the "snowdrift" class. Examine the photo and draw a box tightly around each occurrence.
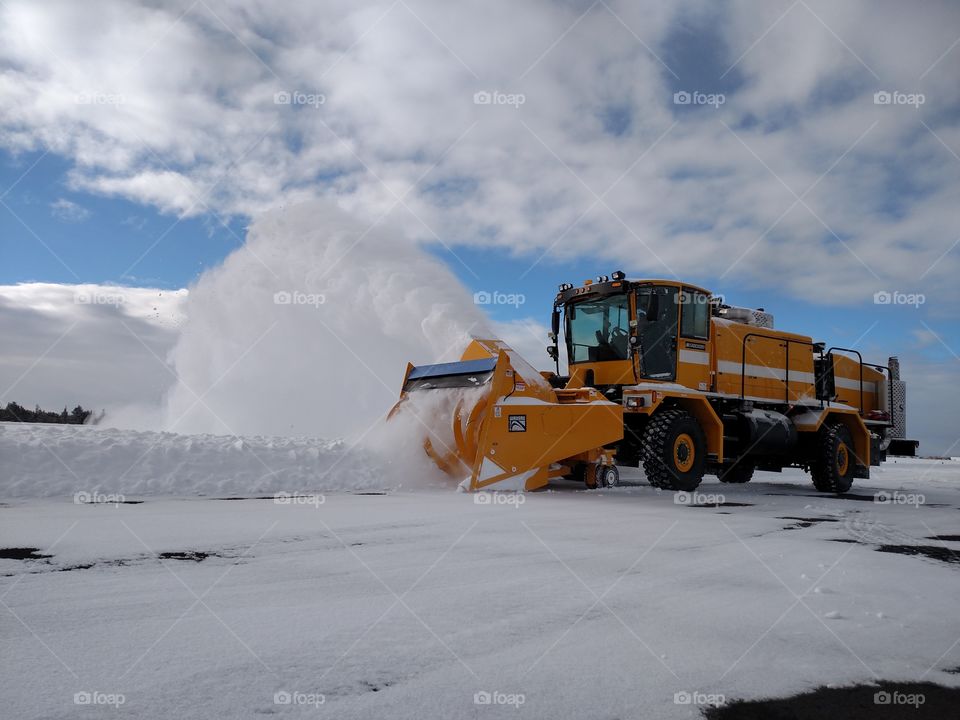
[0,422,405,498]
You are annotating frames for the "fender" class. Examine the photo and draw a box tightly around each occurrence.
[623,386,723,461]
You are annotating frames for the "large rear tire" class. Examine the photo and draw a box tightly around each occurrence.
[641,409,707,491]
[811,424,855,494]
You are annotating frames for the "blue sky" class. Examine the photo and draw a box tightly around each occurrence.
[0,149,244,289]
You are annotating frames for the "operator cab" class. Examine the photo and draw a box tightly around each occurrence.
[551,274,713,392]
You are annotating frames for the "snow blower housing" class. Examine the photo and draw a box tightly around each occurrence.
[392,338,623,491]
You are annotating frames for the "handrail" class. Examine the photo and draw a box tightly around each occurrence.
[863,361,892,420]
[825,346,865,411]
[866,361,894,424]
[825,350,891,415]
[740,332,822,407]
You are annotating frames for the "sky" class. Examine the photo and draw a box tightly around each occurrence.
[0,0,958,454]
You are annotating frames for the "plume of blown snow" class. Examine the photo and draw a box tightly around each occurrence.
[160,201,490,440]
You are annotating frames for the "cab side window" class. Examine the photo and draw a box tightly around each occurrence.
[680,290,710,339]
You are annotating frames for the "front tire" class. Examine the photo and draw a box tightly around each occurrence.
[641,409,707,491]
[811,424,855,494]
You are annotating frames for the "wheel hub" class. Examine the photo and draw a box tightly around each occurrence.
[837,443,849,475]
[673,433,695,472]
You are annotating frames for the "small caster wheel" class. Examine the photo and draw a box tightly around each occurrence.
[598,464,619,488]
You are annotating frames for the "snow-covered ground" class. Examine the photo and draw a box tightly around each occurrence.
[1,424,959,719]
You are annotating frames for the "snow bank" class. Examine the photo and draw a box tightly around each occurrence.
[0,422,439,498]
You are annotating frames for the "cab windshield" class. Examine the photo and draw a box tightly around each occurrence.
[566,294,630,362]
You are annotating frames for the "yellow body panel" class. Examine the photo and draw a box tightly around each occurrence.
[567,359,636,387]
[676,338,712,392]
[831,353,884,413]
[712,319,816,402]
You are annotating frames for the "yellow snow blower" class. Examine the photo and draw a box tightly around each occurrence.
[391,338,623,491]
[394,273,913,496]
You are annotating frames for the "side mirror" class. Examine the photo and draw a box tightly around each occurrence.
[547,345,558,360]
[551,308,560,338]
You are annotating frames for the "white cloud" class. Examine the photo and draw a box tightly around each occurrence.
[0,283,186,415]
[49,197,90,222]
[0,0,957,306]
[911,327,938,348]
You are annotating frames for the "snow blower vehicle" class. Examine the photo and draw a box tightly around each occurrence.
[394,274,913,495]
[548,273,914,494]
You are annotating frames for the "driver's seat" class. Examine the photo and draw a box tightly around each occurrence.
[609,330,628,358]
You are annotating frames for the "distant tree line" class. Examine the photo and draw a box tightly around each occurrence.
[0,402,94,424]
